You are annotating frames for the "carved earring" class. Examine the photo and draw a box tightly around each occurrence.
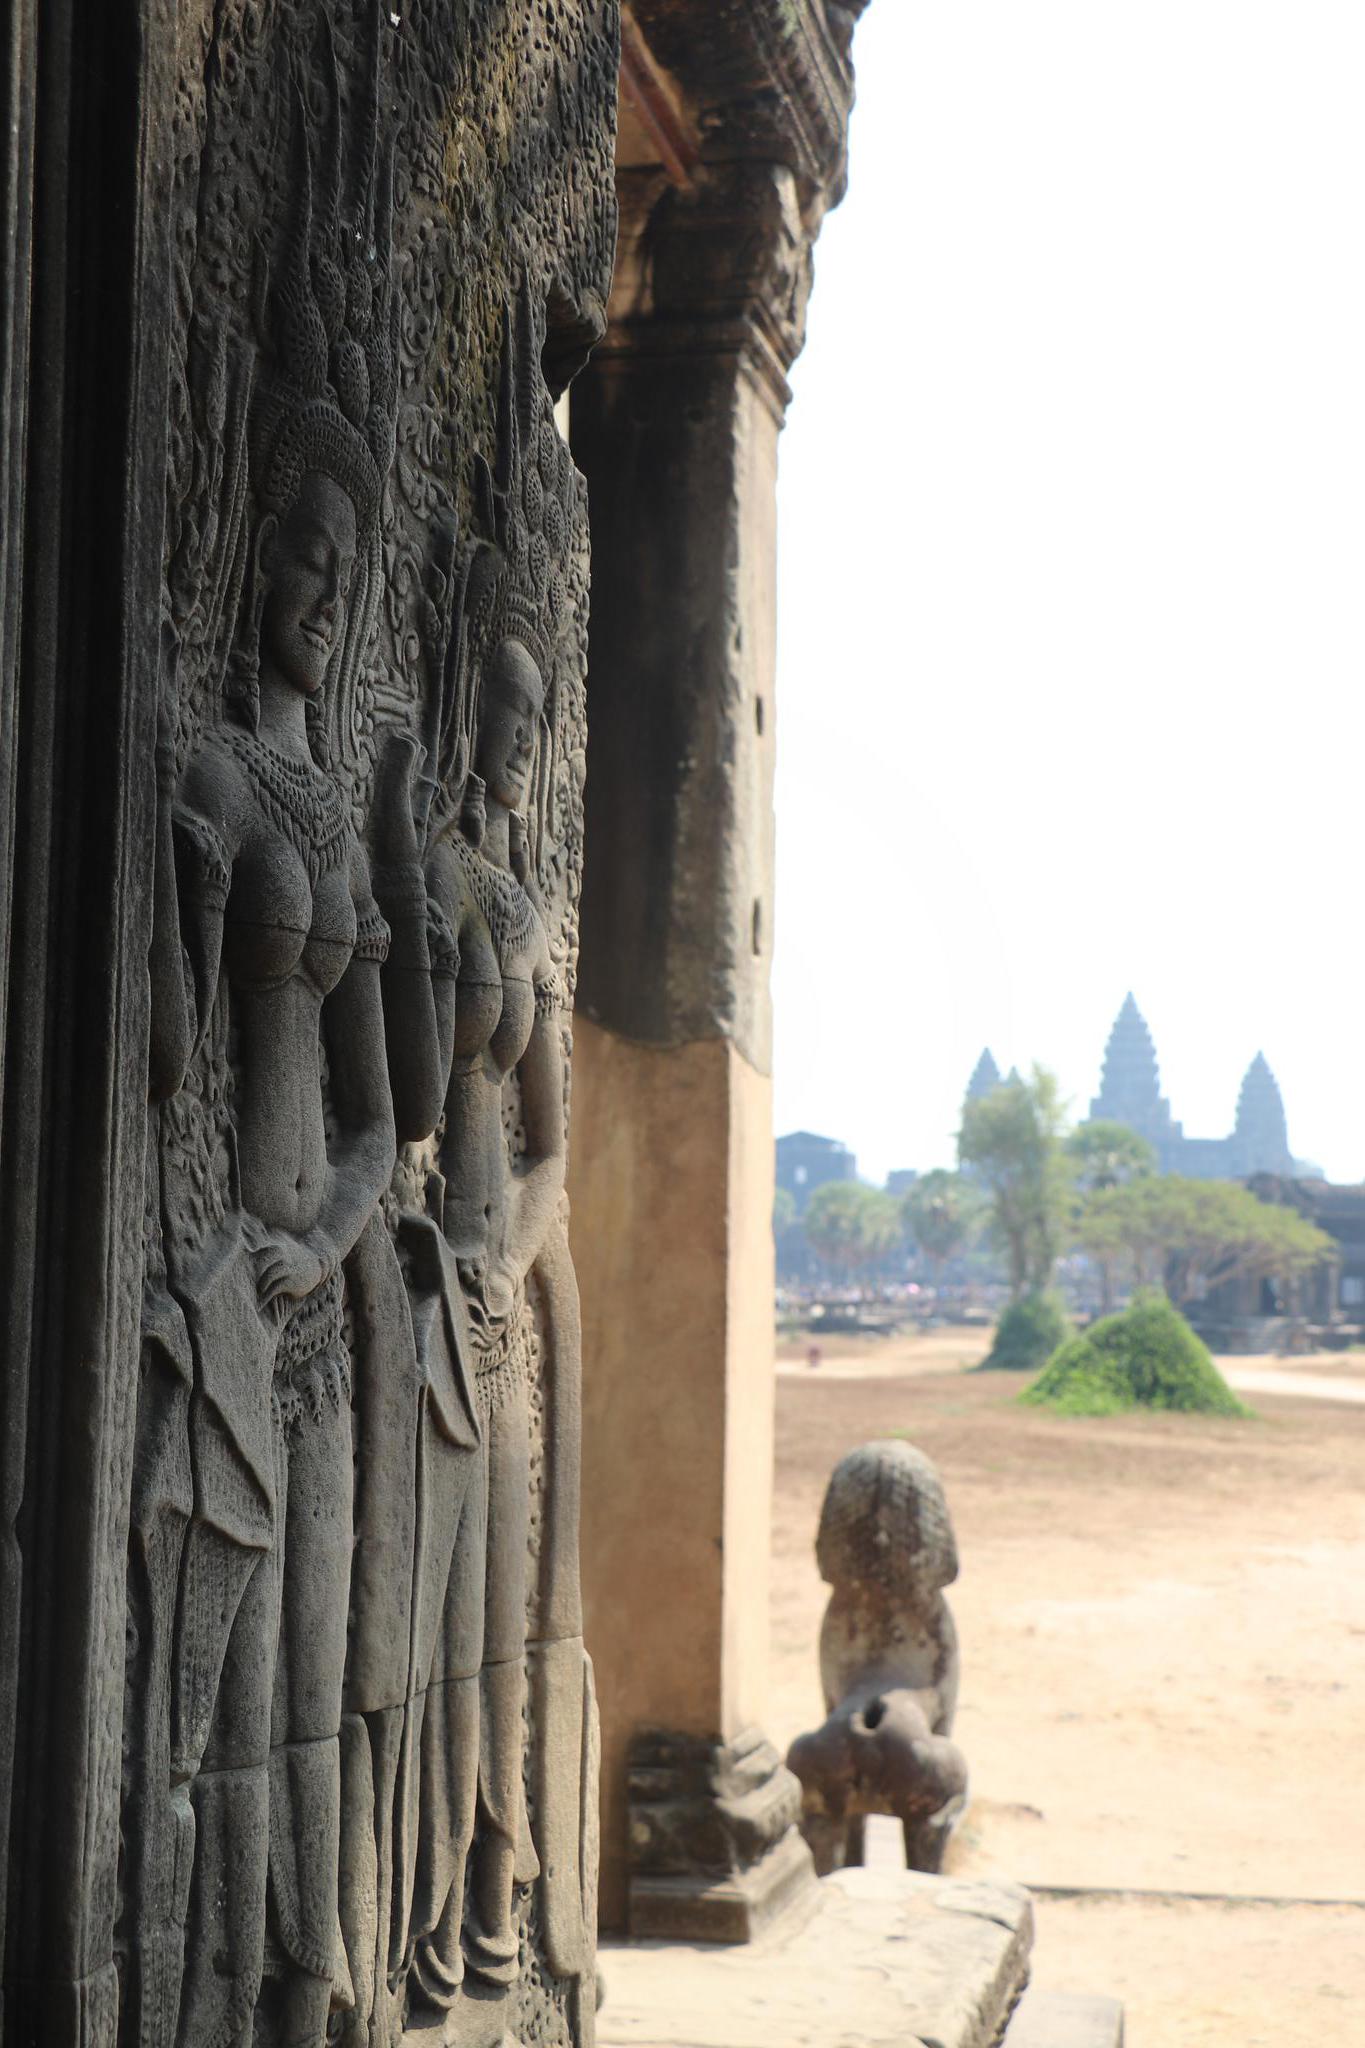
[461,771,488,849]
[225,515,275,732]
[304,688,329,767]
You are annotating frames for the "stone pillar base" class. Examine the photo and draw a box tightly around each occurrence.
[626,1728,815,1942]
[630,1827,815,1945]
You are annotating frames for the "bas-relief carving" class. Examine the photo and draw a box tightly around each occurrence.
[786,1442,969,1878]
[124,5,615,2045]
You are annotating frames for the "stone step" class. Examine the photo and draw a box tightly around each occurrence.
[1002,1988,1125,2047]
[600,1867,1034,2048]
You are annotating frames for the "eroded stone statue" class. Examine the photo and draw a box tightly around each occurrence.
[786,1440,968,1876]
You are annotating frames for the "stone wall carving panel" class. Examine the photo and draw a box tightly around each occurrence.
[120,6,616,2045]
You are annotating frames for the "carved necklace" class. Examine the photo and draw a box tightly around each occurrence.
[228,727,350,885]
[450,832,537,968]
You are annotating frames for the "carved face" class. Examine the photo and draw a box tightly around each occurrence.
[259,469,358,696]
[477,637,544,811]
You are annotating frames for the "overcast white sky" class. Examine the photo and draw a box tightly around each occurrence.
[772,2,1365,1186]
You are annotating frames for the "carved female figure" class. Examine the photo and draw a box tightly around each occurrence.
[144,99,421,2048]
[370,626,567,2016]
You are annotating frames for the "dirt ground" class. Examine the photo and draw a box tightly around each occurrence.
[770,1330,1365,2048]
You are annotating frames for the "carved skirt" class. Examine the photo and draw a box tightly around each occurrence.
[169,1226,355,2040]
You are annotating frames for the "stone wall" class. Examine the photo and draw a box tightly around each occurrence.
[0,5,617,2044]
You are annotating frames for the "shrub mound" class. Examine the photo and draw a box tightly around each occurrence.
[983,1291,1071,1373]
[1023,1292,1251,1418]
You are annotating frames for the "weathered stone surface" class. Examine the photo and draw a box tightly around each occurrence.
[598,1869,1035,2048]
[1003,1989,1126,2048]
[628,1829,816,1947]
[572,1027,780,1932]
[625,1729,812,1941]
[2,4,616,2043]
[788,1440,969,1876]
[571,0,869,1937]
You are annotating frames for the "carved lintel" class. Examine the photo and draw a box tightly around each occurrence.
[626,1728,814,1942]
[605,2,868,414]
[619,13,699,189]
[600,162,816,421]
[624,0,861,205]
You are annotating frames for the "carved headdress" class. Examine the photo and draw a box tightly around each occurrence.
[252,44,397,533]
[479,287,575,680]
[232,10,398,757]
[432,286,580,851]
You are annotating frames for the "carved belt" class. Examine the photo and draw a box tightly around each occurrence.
[470,1309,533,1416]
[273,1268,350,1437]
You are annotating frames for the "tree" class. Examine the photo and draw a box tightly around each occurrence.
[773,1185,797,1240]
[1076,1176,1335,1311]
[1160,1181,1333,1311]
[958,1066,1070,1299]
[1065,1120,1156,1194]
[803,1182,902,1282]
[1066,1121,1156,1307]
[902,1170,977,1288]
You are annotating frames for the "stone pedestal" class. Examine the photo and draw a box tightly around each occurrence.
[598,1870,1036,2048]
[627,1730,812,1943]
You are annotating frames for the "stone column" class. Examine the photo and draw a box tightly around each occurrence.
[571,10,860,1926]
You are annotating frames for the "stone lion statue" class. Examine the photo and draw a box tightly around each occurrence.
[786,1439,968,1874]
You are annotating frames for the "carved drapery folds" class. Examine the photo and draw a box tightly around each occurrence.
[121,5,616,2046]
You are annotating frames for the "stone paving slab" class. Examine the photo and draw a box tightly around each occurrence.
[1003,1989,1124,2047]
[598,1868,1034,2048]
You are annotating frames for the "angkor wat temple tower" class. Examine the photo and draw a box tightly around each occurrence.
[1232,1052,1295,1177]
[964,1046,1002,1105]
[1089,992,1182,1166]
[1088,994,1301,1179]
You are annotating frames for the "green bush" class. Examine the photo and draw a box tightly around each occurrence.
[1023,1292,1252,1418]
[983,1290,1071,1372]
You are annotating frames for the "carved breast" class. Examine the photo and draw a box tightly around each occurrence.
[217,730,358,997]
[223,834,356,997]
[489,974,535,1075]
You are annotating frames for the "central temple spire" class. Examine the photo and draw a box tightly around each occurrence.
[964,1047,1001,1105]
[1089,993,1179,1160]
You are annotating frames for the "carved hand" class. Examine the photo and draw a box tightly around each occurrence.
[483,1262,516,1321]
[509,811,544,914]
[371,727,424,873]
[508,811,532,887]
[251,1230,327,1307]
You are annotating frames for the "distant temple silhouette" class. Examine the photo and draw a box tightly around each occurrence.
[964,1048,1002,1104]
[966,993,1317,1180]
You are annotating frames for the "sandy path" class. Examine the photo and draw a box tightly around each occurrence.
[770,1332,1365,2046]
